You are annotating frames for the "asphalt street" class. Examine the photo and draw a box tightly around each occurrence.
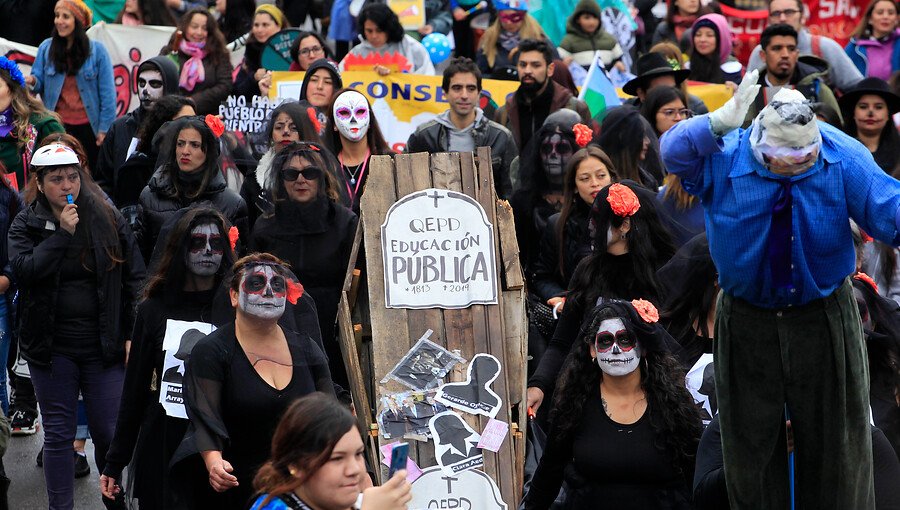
[6,427,106,509]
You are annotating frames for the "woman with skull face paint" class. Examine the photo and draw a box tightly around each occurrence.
[250,142,357,389]
[100,207,236,509]
[325,89,393,214]
[526,181,675,415]
[522,300,702,509]
[178,253,333,510]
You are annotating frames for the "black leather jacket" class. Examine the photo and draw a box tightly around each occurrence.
[405,113,517,199]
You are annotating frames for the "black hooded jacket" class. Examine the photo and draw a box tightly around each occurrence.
[298,58,343,137]
[8,195,146,367]
[96,56,180,200]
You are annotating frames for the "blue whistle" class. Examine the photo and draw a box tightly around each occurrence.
[66,194,73,205]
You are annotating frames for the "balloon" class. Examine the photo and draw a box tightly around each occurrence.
[422,33,452,65]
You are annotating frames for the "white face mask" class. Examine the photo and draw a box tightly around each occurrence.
[594,318,641,376]
[137,69,165,110]
[238,265,287,320]
[185,223,223,277]
[333,90,370,143]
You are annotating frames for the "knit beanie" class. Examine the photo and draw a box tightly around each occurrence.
[56,0,93,28]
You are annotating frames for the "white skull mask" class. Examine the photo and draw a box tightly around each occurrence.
[594,318,641,376]
[238,265,287,320]
[137,69,165,110]
[185,223,223,277]
[333,90,370,143]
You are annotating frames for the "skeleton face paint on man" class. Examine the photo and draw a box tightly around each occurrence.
[333,90,370,143]
[137,69,165,110]
[185,223,224,277]
[540,130,574,189]
[238,264,287,320]
[593,318,641,376]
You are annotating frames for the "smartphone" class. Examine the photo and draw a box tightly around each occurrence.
[388,442,409,478]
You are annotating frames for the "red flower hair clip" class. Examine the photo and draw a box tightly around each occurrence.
[854,272,878,293]
[631,299,659,323]
[859,229,873,244]
[228,226,239,251]
[573,123,592,148]
[307,107,322,134]
[607,183,640,217]
[286,279,304,304]
[205,114,225,138]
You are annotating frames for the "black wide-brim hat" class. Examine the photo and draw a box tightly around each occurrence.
[838,77,900,116]
[623,52,691,96]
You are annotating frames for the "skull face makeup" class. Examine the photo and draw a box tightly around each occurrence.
[540,131,573,188]
[137,69,165,110]
[333,90,370,143]
[593,318,641,376]
[238,265,287,320]
[185,223,224,277]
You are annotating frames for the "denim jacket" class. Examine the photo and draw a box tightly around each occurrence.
[31,38,116,135]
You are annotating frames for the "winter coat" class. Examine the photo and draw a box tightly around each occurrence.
[495,81,592,151]
[745,55,841,127]
[166,51,233,115]
[0,112,64,191]
[846,32,900,80]
[405,109,517,199]
[95,55,180,193]
[8,196,146,367]
[232,40,265,99]
[339,35,435,75]
[136,167,248,261]
[531,208,591,301]
[558,0,623,69]
[31,38,117,136]
[250,198,357,387]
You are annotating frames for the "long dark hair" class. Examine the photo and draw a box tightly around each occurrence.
[265,102,323,145]
[218,0,256,43]
[269,142,342,204]
[253,393,359,507]
[50,17,90,74]
[567,181,675,308]
[142,207,236,301]
[841,94,900,174]
[167,9,230,66]
[159,116,220,200]
[137,95,196,154]
[598,107,665,189]
[688,25,723,83]
[556,146,618,277]
[114,0,177,26]
[325,88,393,156]
[658,234,717,342]
[550,302,702,476]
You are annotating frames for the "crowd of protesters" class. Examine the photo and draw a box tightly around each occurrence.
[0,0,899,508]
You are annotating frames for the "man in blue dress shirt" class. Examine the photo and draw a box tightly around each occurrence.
[661,70,900,509]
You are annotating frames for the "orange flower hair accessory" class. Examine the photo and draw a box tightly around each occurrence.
[307,107,322,134]
[286,279,304,304]
[631,299,659,323]
[607,183,640,217]
[205,114,225,138]
[228,226,239,251]
[573,123,592,148]
[854,272,878,293]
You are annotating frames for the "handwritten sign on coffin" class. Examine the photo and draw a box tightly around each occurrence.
[381,188,498,309]
[409,466,507,510]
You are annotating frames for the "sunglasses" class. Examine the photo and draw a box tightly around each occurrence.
[499,12,525,23]
[281,166,323,181]
[594,330,636,351]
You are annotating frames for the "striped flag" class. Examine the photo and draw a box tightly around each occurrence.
[577,51,622,122]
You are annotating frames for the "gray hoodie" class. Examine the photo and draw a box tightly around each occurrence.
[433,108,486,153]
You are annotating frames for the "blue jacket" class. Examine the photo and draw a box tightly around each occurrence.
[845,36,900,77]
[31,38,116,135]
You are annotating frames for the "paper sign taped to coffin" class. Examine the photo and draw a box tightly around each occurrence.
[409,466,507,510]
[159,320,216,419]
[436,353,502,418]
[429,410,484,476]
[381,188,497,309]
[686,353,716,426]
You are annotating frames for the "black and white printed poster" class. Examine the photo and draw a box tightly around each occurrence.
[381,188,498,309]
[428,411,484,476]
[381,329,466,391]
[436,353,502,419]
[159,319,215,419]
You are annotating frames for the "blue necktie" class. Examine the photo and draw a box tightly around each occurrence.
[768,179,793,290]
